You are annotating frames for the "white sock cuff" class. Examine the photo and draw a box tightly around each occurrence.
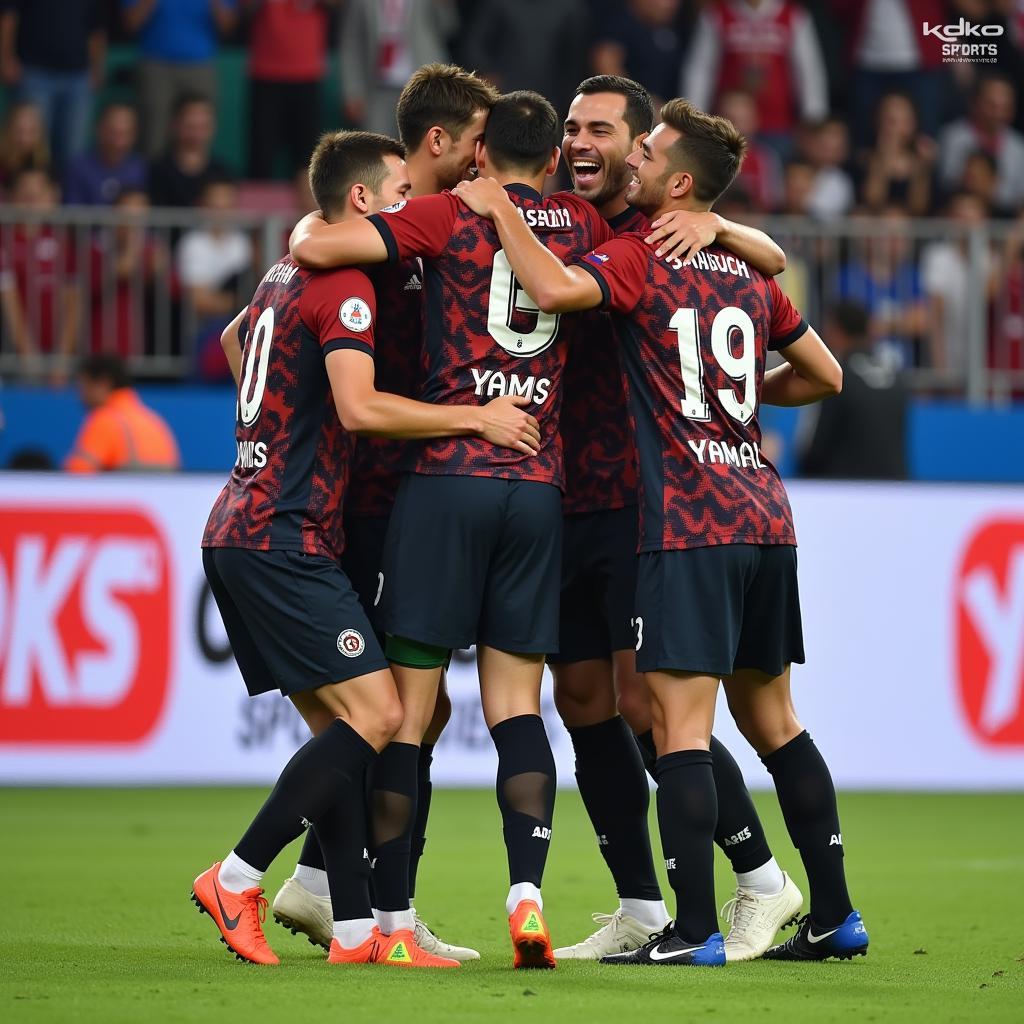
[735,856,786,896]
[619,897,670,930]
[506,882,542,915]
[333,918,376,948]
[218,851,264,893]
[374,908,415,934]
[292,863,331,899]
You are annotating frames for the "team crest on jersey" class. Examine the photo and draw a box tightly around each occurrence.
[337,628,365,657]
[339,297,372,332]
[380,200,407,214]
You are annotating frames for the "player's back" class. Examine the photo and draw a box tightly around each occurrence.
[591,234,805,552]
[203,255,376,561]
[368,187,611,489]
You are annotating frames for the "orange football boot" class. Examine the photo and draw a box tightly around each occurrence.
[191,862,279,965]
[509,900,556,969]
[328,927,459,968]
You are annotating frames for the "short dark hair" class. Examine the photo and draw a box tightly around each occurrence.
[575,75,654,139]
[483,91,560,174]
[827,300,870,341]
[307,130,406,216]
[396,63,498,151]
[659,98,746,204]
[78,354,130,389]
[173,92,214,119]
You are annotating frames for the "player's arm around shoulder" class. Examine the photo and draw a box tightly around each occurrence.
[452,177,603,314]
[289,211,389,270]
[645,210,786,275]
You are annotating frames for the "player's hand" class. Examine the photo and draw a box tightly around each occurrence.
[645,210,722,264]
[477,395,541,455]
[451,176,509,220]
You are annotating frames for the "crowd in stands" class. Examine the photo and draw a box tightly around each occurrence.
[0,0,1023,392]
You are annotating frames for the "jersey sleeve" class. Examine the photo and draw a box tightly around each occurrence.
[299,268,377,359]
[366,193,459,263]
[573,235,650,315]
[766,276,809,350]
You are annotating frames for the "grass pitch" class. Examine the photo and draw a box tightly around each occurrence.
[2,788,1021,1023]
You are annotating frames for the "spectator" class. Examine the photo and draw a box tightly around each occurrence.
[831,0,948,143]
[992,208,1024,384]
[780,159,815,215]
[175,174,253,379]
[682,0,828,156]
[65,354,181,472]
[589,0,682,109]
[860,91,935,215]
[0,0,105,170]
[0,167,81,382]
[246,0,336,179]
[797,300,908,480]
[939,76,1024,211]
[835,205,935,370]
[921,191,998,375]
[341,0,456,135]
[121,0,239,158]
[148,94,231,208]
[0,100,49,191]
[88,189,168,358]
[63,102,147,206]
[804,116,855,219]
[717,89,783,211]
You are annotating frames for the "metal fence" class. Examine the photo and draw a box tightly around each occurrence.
[0,206,1021,404]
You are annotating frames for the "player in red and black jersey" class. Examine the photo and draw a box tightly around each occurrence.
[550,77,802,963]
[289,91,614,967]
[192,132,538,971]
[278,64,498,965]
[456,99,867,967]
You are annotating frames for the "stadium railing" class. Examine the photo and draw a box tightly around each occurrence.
[0,207,1021,404]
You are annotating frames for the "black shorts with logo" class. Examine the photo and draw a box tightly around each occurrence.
[339,514,390,643]
[202,547,388,697]
[381,473,562,654]
[548,506,639,664]
[633,543,805,677]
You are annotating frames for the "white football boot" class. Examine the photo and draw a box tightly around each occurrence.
[272,877,333,950]
[554,910,666,960]
[412,909,480,961]
[721,871,804,961]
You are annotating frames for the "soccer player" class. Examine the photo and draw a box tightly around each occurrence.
[289,90,619,968]
[193,130,539,969]
[271,63,497,964]
[550,76,802,961]
[453,99,868,966]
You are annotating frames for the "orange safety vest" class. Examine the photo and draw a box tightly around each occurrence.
[65,388,181,473]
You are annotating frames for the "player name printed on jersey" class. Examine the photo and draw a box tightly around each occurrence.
[367,186,613,489]
[577,235,805,552]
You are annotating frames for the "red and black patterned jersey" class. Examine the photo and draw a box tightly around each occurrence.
[368,185,612,489]
[577,234,807,552]
[202,255,377,561]
[346,258,425,517]
[561,205,648,515]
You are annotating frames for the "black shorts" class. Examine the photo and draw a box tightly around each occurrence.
[339,514,390,642]
[548,506,639,664]
[381,473,562,654]
[634,544,805,677]
[202,547,389,697]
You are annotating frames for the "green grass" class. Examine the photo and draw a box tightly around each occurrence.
[1,789,1022,1023]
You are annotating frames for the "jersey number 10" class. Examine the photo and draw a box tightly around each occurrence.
[238,306,275,426]
[670,306,757,424]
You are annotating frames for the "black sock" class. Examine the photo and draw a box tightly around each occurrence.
[635,728,657,778]
[491,715,556,887]
[709,735,773,873]
[408,743,434,900]
[761,731,853,928]
[368,741,419,912]
[654,749,718,945]
[315,762,374,923]
[568,717,661,900]
[235,718,375,872]
[296,827,325,872]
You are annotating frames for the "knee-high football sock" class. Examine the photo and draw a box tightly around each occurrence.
[635,728,657,778]
[407,742,434,901]
[491,715,556,893]
[234,719,376,874]
[709,735,775,874]
[654,749,719,945]
[568,716,661,900]
[368,741,419,917]
[761,731,853,928]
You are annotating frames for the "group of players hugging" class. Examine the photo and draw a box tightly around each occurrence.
[190,63,869,971]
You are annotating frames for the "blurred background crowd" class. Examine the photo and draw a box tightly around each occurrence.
[0,0,1023,479]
